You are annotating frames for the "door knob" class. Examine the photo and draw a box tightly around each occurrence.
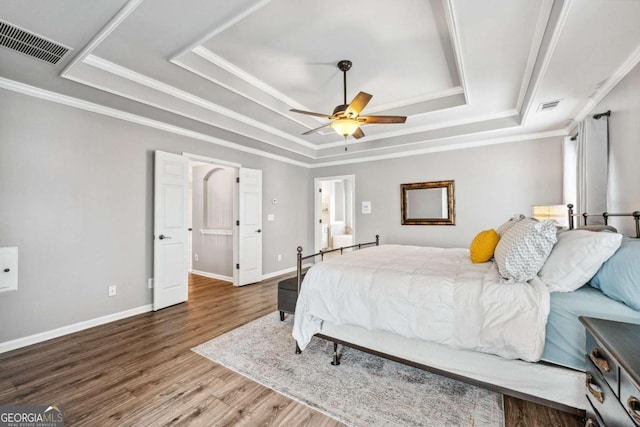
[159,234,172,240]
[3,268,9,273]
[256,229,262,233]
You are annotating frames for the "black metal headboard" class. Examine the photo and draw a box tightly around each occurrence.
[567,204,640,237]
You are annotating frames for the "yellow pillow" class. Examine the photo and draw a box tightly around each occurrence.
[469,229,500,263]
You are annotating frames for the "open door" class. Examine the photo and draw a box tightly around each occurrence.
[153,151,189,310]
[314,175,356,253]
[236,167,262,286]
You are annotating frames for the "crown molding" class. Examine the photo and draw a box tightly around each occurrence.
[169,0,468,141]
[191,46,304,110]
[60,0,144,78]
[362,87,464,115]
[1,76,573,170]
[81,55,317,151]
[172,47,321,133]
[520,0,573,125]
[572,43,640,123]
[316,108,518,150]
[172,0,274,57]
[515,0,555,112]
[309,128,568,168]
[443,0,469,104]
[62,69,316,160]
[0,77,310,168]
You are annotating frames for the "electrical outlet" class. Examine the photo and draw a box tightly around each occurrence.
[148,278,153,289]
[194,253,199,262]
[108,285,117,297]
[277,254,282,262]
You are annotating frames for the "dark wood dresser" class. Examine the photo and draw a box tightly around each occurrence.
[580,317,640,426]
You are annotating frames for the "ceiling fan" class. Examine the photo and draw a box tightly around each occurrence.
[290,60,407,139]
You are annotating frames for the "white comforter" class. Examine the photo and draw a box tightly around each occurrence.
[292,245,550,362]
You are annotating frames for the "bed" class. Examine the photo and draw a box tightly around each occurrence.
[291,207,640,414]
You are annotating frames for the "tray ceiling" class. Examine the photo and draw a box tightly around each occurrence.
[1,0,640,166]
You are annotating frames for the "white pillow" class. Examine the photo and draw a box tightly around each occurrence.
[538,230,623,292]
[494,219,557,283]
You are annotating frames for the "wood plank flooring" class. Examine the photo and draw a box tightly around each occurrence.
[0,274,584,426]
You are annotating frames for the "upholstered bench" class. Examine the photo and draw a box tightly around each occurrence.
[278,274,304,321]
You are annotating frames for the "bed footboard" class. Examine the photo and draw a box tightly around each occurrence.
[295,234,380,294]
[294,235,379,356]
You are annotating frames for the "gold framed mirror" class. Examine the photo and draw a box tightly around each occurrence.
[401,180,455,225]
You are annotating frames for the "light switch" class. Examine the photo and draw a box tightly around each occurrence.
[0,247,18,293]
[362,201,372,214]
[267,214,275,221]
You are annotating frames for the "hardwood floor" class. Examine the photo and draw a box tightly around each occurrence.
[0,274,584,426]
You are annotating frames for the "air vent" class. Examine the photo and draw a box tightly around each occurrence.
[0,20,70,65]
[538,100,560,112]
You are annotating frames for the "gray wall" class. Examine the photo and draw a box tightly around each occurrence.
[313,137,564,248]
[191,164,234,278]
[591,61,640,236]
[0,88,311,343]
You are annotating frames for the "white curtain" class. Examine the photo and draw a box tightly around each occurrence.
[575,115,609,223]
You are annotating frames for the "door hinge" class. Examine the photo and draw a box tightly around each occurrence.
[319,219,322,224]
[318,188,322,192]
[236,177,240,183]
[236,263,240,270]
[236,220,240,226]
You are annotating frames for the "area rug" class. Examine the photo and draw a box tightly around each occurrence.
[192,313,504,427]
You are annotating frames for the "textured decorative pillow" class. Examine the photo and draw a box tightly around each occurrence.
[496,214,526,237]
[469,229,500,263]
[494,219,557,283]
[590,237,640,311]
[538,230,623,292]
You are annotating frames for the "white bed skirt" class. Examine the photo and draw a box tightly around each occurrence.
[318,321,586,411]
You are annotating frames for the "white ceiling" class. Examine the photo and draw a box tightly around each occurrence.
[1,0,640,166]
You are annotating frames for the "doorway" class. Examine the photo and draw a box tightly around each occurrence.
[184,153,263,287]
[314,175,356,253]
[153,151,263,310]
[188,160,236,282]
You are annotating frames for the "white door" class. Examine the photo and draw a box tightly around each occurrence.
[153,151,189,310]
[237,168,262,286]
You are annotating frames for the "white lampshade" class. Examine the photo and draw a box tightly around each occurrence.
[532,204,568,227]
[331,118,360,137]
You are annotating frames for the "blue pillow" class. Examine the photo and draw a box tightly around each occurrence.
[590,237,640,311]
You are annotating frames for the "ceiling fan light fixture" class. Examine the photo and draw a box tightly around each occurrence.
[290,59,406,139]
[331,118,360,137]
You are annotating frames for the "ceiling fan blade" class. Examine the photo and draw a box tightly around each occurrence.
[352,127,365,139]
[361,115,407,124]
[290,109,331,119]
[345,92,373,117]
[302,123,331,135]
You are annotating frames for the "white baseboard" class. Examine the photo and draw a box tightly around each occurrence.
[192,265,311,283]
[190,270,233,282]
[1,263,314,354]
[0,304,153,354]
[261,263,313,281]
